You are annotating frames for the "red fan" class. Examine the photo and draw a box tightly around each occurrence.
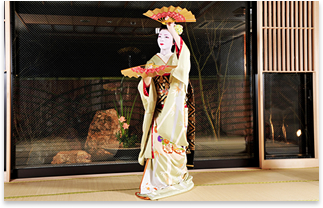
[121,64,176,78]
[143,6,196,24]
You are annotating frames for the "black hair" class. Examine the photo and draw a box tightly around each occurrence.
[159,24,168,31]
[156,24,168,35]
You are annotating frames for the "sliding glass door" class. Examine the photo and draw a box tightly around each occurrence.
[9,1,257,178]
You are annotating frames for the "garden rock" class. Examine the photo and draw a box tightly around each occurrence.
[16,136,83,166]
[51,150,91,164]
[84,109,120,161]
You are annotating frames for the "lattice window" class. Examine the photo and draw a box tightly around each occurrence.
[262,1,314,72]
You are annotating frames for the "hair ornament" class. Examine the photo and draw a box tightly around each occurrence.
[174,24,183,35]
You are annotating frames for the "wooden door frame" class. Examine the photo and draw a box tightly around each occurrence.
[256,1,319,169]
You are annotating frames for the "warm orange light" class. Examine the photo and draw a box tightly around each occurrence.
[296,129,302,137]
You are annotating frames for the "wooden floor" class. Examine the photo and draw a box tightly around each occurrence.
[3,167,319,201]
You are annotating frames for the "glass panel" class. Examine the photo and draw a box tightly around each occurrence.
[12,1,254,169]
[192,1,254,160]
[264,73,314,159]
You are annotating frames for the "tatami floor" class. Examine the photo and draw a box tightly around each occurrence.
[3,167,319,201]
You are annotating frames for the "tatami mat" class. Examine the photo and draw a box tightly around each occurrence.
[4,167,319,201]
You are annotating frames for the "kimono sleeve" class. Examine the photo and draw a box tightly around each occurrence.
[170,37,190,93]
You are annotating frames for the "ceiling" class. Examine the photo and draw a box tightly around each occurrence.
[14,1,249,37]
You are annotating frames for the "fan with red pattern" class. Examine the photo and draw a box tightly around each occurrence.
[121,64,176,78]
[143,6,196,24]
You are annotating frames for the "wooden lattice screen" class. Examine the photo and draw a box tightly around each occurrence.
[262,1,314,72]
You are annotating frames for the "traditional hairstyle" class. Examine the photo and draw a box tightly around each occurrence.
[155,24,183,35]
[155,24,168,34]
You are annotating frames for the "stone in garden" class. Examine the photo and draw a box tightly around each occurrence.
[51,150,91,164]
[84,109,120,161]
[19,136,83,166]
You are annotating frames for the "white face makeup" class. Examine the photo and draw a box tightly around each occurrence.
[157,29,174,51]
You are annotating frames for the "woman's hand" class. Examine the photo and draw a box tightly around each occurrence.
[166,22,176,31]
[166,22,181,48]
[143,77,151,87]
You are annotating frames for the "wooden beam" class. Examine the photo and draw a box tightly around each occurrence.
[264,1,267,71]
[199,1,212,11]
[273,1,276,71]
[295,1,299,72]
[291,2,294,72]
[304,1,308,71]
[277,1,281,71]
[196,2,219,20]
[309,1,312,71]
[282,1,286,71]
[5,1,12,183]
[268,2,272,71]
[313,1,319,159]
[286,1,290,71]
[257,1,264,168]
[15,11,29,32]
[300,1,303,71]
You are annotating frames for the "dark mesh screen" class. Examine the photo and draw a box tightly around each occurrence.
[12,1,254,169]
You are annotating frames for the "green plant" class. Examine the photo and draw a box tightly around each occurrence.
[113,77,139,148]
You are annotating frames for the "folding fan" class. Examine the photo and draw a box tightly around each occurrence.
[121,64,176,78]
[143,6,196,24]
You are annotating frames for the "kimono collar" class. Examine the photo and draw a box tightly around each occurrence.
[156,52,174,64]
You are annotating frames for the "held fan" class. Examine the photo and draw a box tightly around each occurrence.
[143,6,196,24]
[121,64,176,79]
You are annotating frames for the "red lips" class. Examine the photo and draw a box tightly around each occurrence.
[160,43,164,45]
